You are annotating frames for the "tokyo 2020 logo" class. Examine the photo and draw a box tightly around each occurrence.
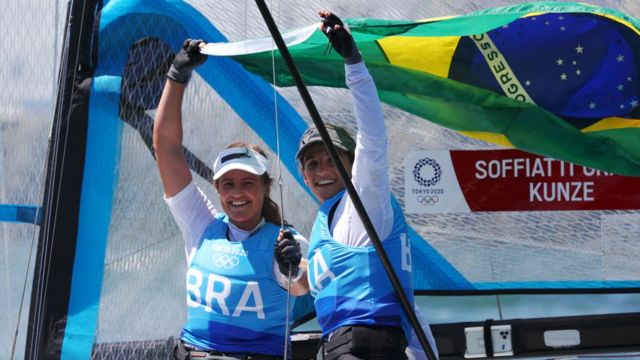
[413,158,442,187]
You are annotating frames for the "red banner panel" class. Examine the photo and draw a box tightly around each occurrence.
[404,149,640,213]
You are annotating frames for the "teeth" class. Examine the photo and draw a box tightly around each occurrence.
[318,179,335,185]
[231,201,248,206]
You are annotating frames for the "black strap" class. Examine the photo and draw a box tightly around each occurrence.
[324,327,353,360]
[324,326,408,360]
[483,319,494,358]
[175,341,282,360]
[327,200,340,228]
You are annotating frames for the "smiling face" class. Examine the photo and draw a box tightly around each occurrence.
[301,143,353,202]
[215,169,267,230]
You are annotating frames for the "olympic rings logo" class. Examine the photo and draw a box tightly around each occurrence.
[416,195,438,206]
[212,254,240,269]
[413,158,442,187]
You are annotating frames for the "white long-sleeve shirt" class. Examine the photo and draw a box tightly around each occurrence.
[330,61,394,247]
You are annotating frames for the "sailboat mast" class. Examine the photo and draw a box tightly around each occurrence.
[25,0,102,359]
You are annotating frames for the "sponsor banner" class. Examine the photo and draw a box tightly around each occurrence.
[405,149,640,213]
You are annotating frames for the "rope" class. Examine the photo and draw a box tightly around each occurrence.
[271,2,285,231]
[268,0,293,357]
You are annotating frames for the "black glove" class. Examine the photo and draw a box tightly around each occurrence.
[167,39,207,84]
[275,230,302,277]
[320,11,362,64]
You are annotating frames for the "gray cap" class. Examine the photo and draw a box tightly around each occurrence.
[296,124,356,163]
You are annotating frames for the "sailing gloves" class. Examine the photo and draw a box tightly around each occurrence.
[275,230,302,278]
[320,11,362,64]
[167,39,207,84]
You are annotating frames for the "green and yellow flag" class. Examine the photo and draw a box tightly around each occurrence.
[207,2,640,175]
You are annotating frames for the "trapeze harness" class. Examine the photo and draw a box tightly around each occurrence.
[174,214,291,360]
[307,190,414,360]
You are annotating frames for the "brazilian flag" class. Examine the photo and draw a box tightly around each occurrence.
[227,2,640,176]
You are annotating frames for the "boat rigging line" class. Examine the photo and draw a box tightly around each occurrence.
[267,0,294,357]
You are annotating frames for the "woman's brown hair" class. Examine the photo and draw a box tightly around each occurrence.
[214,142,283,225]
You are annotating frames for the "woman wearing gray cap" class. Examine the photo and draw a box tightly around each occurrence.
[296,11,438,360]
[154,39,309,360]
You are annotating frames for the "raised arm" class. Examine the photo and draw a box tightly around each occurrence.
[347,62,393,241]
[320,11,393,243]
[153,39,207,197]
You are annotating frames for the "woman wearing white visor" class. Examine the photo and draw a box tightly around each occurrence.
[153,39,309,360]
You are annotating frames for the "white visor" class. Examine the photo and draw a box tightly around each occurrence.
[212,147,269,180]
